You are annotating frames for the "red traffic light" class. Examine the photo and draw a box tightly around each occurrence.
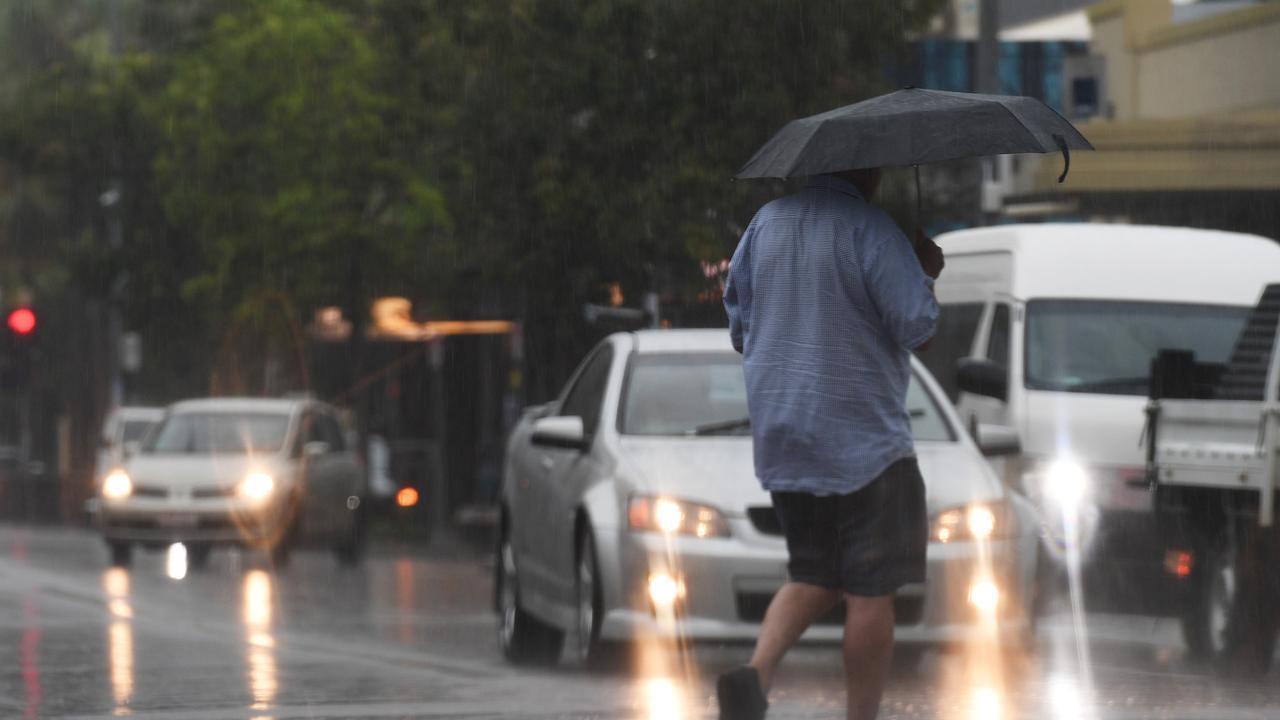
[7,308,35,335]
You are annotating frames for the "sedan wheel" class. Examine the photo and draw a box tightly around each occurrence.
[334,499,367,567]
[108,542,133,568]
[574,530,624,670]
[495,532,563,665]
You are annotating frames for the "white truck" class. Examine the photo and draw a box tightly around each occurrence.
[1148,283,1280,674]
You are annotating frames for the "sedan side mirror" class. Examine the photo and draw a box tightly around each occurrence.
[304,440,331,457]
[956,358,1009,402]
[531,416,589,451]
[974,423,1021,457]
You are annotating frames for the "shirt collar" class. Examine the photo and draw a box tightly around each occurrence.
[805,174,864,200]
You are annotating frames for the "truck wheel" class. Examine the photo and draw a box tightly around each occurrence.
[495,532,564,665]
[1181,530,1279,675]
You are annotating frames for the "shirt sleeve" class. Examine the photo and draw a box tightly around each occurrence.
[724,226,754,354]
[861,224,939,350]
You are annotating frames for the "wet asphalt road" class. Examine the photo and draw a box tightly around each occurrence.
[3,525,1280,720]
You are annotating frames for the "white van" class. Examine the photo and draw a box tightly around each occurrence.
[927,224,1280,613]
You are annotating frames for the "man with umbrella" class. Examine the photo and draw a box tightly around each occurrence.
[719,89,1090,720]
[720,166,941,720]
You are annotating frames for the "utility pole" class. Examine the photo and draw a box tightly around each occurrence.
[106,0,125,408]
[976,0,1001,226]
[976,0,999,95]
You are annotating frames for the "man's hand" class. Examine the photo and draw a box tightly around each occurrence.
[914,230,944,279]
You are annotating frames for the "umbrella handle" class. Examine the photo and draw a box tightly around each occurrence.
[1054,134,1070,183]
[913,164,923,250]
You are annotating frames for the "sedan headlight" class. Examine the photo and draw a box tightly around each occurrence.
[931,501,1010,543]
[628,496,729,538]
[237,472,275,502]
[102,469,133,500]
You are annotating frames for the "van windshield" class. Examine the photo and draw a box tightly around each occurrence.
[1025,300,1249,396]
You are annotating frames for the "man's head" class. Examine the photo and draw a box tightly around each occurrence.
[831,167,882,200]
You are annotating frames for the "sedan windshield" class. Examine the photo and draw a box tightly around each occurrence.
[620,353,953,441]
[145,413,291,454]
[1025,300,1249,395]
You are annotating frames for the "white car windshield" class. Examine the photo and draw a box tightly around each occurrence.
[145,412,291,454]
[1025,300,1249,396]
[619,352,953,441]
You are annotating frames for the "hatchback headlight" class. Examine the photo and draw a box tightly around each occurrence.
[931,501,1010,543]
[102,469,133,500]
[237,472,275,502]
[628,496,729,538]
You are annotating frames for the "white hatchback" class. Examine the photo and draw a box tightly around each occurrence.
[496,329,1041,666]
[97,397,367,568]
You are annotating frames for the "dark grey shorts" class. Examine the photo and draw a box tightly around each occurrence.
[770,458,927,597]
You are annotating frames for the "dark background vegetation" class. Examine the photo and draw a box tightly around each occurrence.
[0,0,944,513]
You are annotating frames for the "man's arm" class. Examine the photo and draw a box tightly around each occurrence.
[910,231,943,353]
[862,226,940,352]
[724,230,753,354]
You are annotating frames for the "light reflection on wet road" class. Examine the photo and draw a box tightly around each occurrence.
[2,526,1280,719]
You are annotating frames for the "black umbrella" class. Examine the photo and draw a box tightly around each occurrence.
[736,88,1094,239]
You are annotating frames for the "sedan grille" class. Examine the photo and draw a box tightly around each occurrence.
[193,486,236,499]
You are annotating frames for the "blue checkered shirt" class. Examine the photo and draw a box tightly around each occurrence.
[724,175,938,496]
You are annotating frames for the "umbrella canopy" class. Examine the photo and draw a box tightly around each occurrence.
[736,88,1093,181]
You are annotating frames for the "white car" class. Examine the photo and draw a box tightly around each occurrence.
[97,397,367,568]
[495,329,1041,666]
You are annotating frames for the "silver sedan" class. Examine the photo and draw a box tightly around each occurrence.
[496,329,1041,666]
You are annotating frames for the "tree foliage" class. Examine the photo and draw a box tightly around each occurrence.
[0,0,943,404]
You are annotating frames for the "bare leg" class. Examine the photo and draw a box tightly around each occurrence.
[842,594,895,720]
[748,582,842,689]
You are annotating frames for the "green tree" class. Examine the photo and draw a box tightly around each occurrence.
[430,0,943,398]
[150,0,451,393]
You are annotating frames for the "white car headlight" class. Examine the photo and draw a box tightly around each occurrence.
[931,501,1010,543]
[102,469,133,500]
[628,496,729,538]
[237,472,275,502]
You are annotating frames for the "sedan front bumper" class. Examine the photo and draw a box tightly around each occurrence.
[98,494,293,547]
[598,516,1031,646]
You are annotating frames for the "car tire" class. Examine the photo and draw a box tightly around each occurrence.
[495,531,564,665]
[269,520,295,568]
[1180,527,1279,676]
[574,528,624,670]
[334,499,367,567]
[108,541,132,568]
[187,543,213,570]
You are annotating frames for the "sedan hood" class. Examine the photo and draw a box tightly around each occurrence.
[125,453,288,490]
[618,437,1003,517]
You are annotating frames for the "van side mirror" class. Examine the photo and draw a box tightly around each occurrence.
[974,423,1021,457]
[531,416,588,451]
[956,358,1008,402]
[304,440,331,457]
[122,441,141,458]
